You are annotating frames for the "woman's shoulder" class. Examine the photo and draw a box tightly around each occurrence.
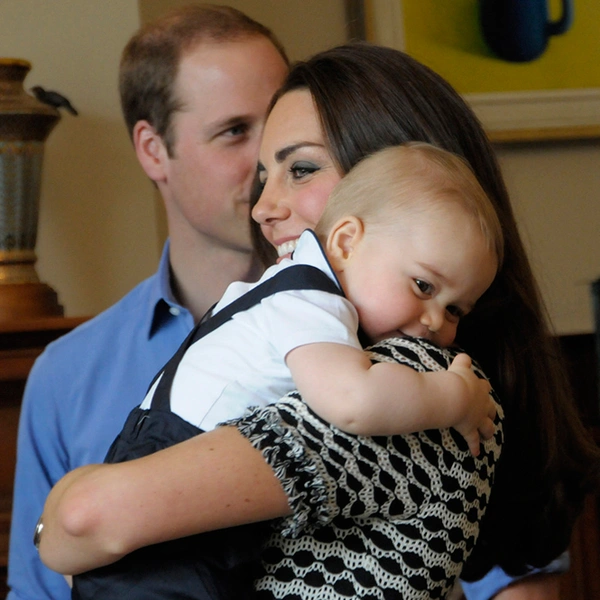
[369,336,504,409]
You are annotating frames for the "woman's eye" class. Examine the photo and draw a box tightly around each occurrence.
[414,279,433,295]
[290,162,318,179]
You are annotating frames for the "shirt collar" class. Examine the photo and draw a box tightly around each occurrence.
[147,239,192,339]
[292,229,344,292]
[293,229,371,348]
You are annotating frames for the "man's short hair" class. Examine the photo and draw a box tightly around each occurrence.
[119,3,288,155]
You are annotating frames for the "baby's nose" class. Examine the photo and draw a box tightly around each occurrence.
[420,307,444,334]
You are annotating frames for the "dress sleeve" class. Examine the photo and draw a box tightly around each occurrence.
[226,336,504,539]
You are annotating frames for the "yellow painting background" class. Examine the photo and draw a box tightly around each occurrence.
[400,0,600,94]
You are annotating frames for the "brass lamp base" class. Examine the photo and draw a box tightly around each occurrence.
[0,58,63,323]
[0,282,63,321]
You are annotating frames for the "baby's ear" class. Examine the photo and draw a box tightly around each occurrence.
[325,216,364,270]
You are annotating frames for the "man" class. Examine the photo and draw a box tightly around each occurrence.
[7,5,288,599]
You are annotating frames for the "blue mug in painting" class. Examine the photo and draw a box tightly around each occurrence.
[479,0,574,62]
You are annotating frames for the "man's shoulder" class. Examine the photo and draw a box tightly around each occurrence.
[36,274,158,366]
[19,270,187,466]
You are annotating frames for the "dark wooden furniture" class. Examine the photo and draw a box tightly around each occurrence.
[0,326,598,598]
[557,334,600,600]
[0,316,87,597]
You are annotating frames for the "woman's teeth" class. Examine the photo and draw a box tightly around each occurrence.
[277,239,298,257]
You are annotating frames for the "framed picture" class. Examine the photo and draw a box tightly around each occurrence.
[360,0,600,143]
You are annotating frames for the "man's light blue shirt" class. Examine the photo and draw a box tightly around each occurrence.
[460,553,569,600]
[7,241,194,600]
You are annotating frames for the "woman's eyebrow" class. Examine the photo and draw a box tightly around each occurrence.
[275,142,322,163]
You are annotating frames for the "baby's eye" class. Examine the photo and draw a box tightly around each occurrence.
[290,162,318,179]
[414,279,433,295]
[224,123,249,137]
[254,178,266,196]
[256,164,267,187]
[446,305,465,321]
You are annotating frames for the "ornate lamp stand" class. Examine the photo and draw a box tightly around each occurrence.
[0,58,63,320]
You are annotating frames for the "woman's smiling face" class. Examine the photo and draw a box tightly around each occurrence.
[252,89,343,261]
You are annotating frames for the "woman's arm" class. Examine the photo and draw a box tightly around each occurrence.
[39,426,290,575]
[40,337,501,580]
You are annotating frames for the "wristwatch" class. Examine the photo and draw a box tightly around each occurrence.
[33,516,44,550]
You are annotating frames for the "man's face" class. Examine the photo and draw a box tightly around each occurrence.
[161,37,288,253]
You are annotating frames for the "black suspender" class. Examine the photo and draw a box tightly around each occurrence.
[150,265,345,411]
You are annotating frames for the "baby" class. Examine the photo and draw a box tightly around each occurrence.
[142,142,501,450]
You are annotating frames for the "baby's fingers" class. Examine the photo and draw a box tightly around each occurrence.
[478,377,492,397]
[449,353,472,371]
[478,417,496,441]
[487,397,497,421]
[465,432,481,457]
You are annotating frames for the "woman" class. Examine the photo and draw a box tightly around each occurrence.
[39,43,599,598]
[251,42,600,580]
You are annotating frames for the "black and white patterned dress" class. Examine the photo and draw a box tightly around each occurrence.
[231,337,504,599]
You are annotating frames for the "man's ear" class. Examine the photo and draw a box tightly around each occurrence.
[133,120,169,183]
[325,216,365,271]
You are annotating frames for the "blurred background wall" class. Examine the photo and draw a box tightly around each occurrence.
[0,0,598,334]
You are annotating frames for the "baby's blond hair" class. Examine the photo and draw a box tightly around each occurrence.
[314,143,504,266]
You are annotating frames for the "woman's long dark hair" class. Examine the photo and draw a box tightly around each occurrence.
[252,42,600,577]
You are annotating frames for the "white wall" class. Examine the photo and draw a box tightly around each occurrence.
[141,0,349,61]
[0,0,348,319]
[367,3,600,335]
[0,1,155,317]
[496,140,600,334]
[1,1,598,335]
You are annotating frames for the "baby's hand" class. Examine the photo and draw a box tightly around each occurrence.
[447,353,496,456]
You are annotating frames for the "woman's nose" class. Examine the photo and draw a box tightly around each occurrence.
[251,183,290,226]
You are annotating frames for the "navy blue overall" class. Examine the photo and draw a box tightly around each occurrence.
[71,265,344,600]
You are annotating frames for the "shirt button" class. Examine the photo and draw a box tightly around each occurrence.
[169,306,181,316]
